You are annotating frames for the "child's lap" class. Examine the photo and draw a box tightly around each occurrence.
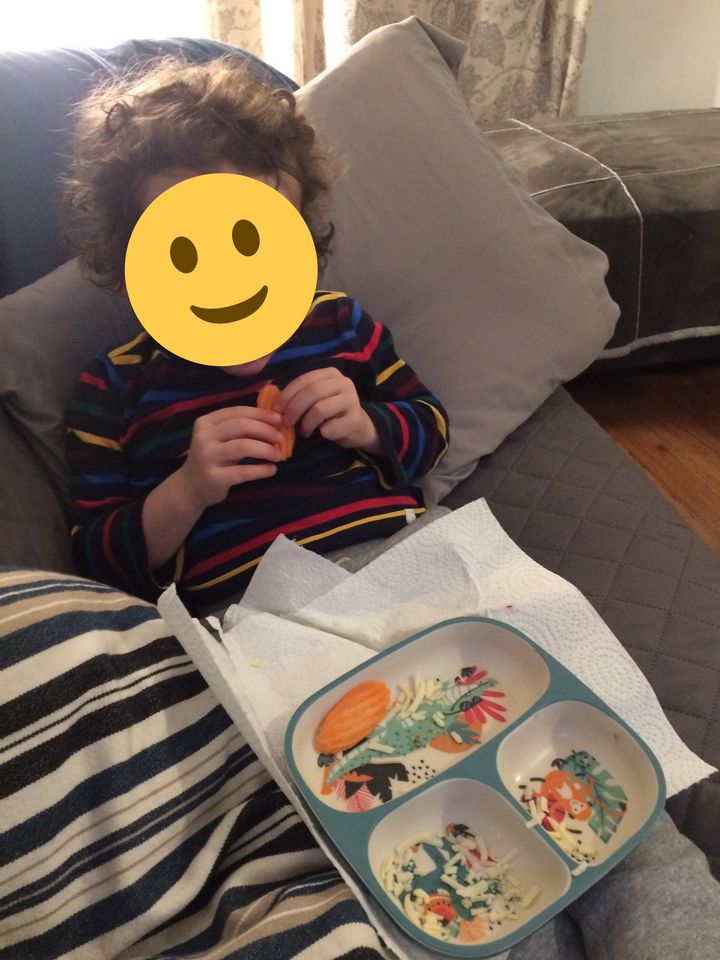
[511,810,720,959]
[323,504,453,572]
[200,504,453,618]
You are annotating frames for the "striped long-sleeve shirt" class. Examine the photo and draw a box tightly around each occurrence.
[66,291,449,612]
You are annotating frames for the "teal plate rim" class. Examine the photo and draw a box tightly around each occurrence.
[284,616,667,957]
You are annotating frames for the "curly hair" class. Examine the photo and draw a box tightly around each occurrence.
[63,56,339,291]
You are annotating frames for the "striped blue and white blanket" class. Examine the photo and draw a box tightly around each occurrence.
[0,569,387,959]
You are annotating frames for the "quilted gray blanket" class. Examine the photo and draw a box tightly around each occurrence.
[443,387,720,879]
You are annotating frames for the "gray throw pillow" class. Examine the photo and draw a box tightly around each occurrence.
[0,407,73,571]
[297,16,620,505]
[0,258,139,493]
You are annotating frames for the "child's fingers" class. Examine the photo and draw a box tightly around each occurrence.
[219,438,284,463]
[318,413,355,443]
[298,394,348,437]
[206,406,282,428]
[282,379,345,429]
[212,416,283,445]
[225,462,278,486]
[275,368,340,416]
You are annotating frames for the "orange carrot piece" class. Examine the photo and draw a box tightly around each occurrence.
[257,383,295,459]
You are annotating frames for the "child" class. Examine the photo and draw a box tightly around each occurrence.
[64,57,450,616]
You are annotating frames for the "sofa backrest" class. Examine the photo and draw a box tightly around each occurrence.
[0,38,295,297]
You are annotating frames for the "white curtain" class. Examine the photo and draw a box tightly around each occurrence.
[208,0,593,121]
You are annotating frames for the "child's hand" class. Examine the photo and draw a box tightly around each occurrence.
[177,406,285,510]
[276,369,382,454]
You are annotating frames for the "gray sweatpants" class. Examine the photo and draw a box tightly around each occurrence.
[509,811,720,959]
[325,506,720,959]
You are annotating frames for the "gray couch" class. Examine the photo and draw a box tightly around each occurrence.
[1,35,718,891]
[481,110,720,367]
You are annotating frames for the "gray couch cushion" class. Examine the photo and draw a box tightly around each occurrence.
[0,407,73,572]
[0,259,139,491]
[442,386,720,878]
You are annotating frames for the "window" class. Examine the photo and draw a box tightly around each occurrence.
[2,1,209,52]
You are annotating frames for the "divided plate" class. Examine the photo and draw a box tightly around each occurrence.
[285,617,665,956]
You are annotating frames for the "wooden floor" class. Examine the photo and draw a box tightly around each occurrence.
[566,361,720,557]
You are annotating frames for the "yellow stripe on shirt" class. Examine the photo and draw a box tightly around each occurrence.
[108,331,147,360]
[309,290,348,311]
[429,444,449,471]
[417,399,448,440]
[328,458,367,478]
[70,429,122,451]
[185,555,263,591]
[297,508,426,548]
[111,354,142,365]
[376,358,405,385]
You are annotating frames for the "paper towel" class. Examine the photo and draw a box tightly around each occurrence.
[159,587,443,960]
[159,497,715,959]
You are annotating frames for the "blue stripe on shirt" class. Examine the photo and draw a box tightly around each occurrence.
[98,355,125,393]
[74,474,128,485]
[268,300,362,363]
[139,390,211,403]
[269,327,357,363]
[187,515,256,547]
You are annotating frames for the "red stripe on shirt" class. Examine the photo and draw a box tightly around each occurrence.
[76,496,131,509]
[386,403,410,460]
[79,372,109,392]
[184,494,417,579]
[102,509,129,584]
[394,374,421,398]
[121,386,259,443]
[334,319,382,363]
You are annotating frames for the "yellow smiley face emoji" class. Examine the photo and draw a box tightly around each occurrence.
[124,173,318,366]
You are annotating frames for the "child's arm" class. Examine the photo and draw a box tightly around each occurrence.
[66,362,168,598]
[141,406,285,569]
[356,307,450,488]
[141,470,205,572]
[67,358,283,598]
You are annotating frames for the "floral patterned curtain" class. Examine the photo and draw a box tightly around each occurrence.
[209,0,326,84]
[208,0,593,121]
